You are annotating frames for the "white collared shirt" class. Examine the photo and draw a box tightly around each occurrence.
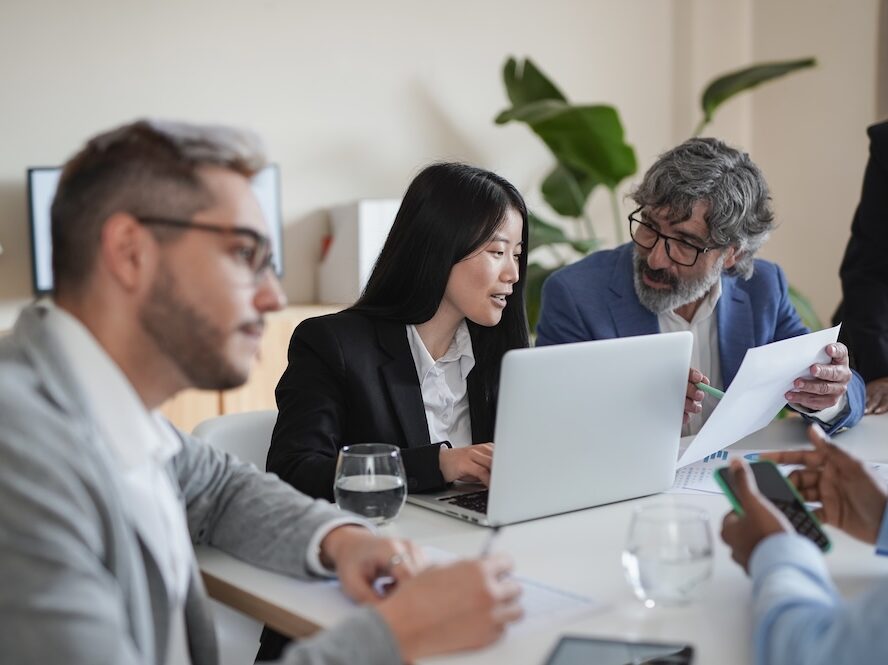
[406,321,475,447]
[45,304,194,665]
[659,280,847,436]
[659,279,724,437]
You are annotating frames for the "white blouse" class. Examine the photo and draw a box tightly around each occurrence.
[406,321,475,447]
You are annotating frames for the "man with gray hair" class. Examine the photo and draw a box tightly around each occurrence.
[0,119,522,664]
[537,137,864,435]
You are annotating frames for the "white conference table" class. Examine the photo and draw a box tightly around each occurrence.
[197,415,888,664]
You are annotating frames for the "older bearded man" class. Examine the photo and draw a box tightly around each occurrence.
[536,137,864,436]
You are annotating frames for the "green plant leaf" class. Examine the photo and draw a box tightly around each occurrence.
[502,57,567,110]
[524,262,559,335]
[534,105,637,188]
[788,285,824,331]
[542,163,599,217]
[495,99,568,125]
[496,57,636,199]
[499,102,636,189]
[527,211,597,254]
[699,58,816,128]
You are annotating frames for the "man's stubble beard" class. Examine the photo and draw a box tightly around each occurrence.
[631,248,726,315]
[139,261,250,391]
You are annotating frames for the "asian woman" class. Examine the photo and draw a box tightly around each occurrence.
[266,162,529,501]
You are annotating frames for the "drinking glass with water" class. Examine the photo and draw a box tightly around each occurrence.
[622,503,713,608]
[334,443,407,525]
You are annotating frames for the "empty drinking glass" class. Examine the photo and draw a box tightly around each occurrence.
[622,503,713,608]
[334,443,407,525]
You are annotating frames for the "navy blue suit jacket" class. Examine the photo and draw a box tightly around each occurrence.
[536,243,864,434]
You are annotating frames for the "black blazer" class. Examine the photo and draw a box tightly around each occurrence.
[836,121,888,382]
[267,310,495,501]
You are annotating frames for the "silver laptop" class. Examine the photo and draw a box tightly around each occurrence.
[406,331,693,526]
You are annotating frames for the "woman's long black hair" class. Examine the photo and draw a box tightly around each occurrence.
[350,162,530,421]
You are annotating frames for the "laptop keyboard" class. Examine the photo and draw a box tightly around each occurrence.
[440,490,489,514]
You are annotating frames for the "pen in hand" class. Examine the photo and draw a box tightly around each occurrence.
[696,382,725,401]
[480,526,501,557]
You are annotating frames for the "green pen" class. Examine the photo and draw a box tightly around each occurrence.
[696,382,725,400]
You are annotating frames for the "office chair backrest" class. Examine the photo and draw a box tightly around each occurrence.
[192,410,277,470]
[192,410,279,665]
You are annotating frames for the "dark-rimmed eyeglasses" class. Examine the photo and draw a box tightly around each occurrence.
[136,216,274,278]
[628,207,717,267]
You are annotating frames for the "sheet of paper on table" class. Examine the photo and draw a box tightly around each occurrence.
[317,545,603,636]
[668,448,888,496]
[668,449,764,495]
[423,546,604,634]
[677,325,841,468]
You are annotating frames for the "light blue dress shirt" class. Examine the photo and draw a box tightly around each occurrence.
[749,511,888,665]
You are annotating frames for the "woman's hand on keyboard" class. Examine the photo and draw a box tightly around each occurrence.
[440,443,494,485]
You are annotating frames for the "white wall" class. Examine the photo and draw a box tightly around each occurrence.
[0,0,879,327]
[750,0,880,324]
[0,0,676,326]
[672,0,753,146]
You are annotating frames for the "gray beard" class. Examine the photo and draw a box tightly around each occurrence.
[632,248,725,315]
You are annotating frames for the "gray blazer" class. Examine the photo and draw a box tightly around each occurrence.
[0,304,402,665]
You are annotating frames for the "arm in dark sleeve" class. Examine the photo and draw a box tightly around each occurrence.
[266,321,350,502]
[398,445,447,493]
[267,320,449,500]
[839,122,888,382]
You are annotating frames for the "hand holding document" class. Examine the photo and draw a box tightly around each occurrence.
[677,325,842,467]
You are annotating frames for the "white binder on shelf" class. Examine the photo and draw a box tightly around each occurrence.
[317,199,400,304]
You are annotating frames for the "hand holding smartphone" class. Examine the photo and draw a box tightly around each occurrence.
[715,460,831,552]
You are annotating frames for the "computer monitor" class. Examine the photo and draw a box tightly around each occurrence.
[26,164,285,295]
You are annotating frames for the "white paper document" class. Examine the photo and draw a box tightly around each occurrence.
[512,575,605,632]
[669,451,888,499]
[669,449,776,495]
[677,325,841,467]
[281,544,602,635]
[422,546,603,633]
[868,462,888,483]
[669,449,734,495]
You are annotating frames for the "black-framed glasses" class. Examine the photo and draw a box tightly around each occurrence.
[628,207,717,267]
[136,216,274,277]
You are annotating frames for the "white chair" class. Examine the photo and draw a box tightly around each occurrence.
[192,409,277,469]
[192,409,278,665]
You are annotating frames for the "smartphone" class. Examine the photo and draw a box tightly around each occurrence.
[544,635,693,665]
[715,461,831,552]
